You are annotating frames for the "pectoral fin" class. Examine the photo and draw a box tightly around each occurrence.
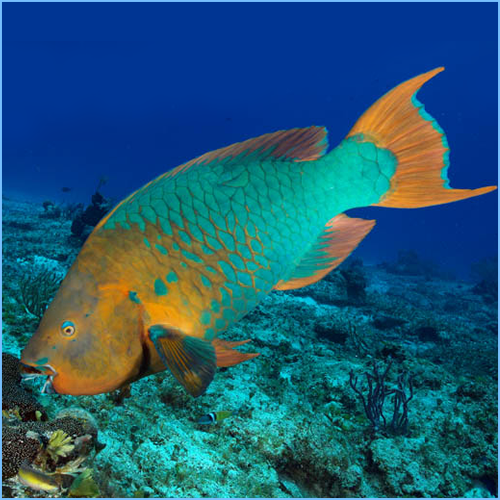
[274,214,375,290]
[149,325,216,397]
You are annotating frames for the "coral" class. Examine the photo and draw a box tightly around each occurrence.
[470,255,498,284]
[18,267,61,320]
[274,431,359,497]
[62,202,84,221]
[368,437,443,496]
[372,314,407,330]
[2,353,47,422]
[313,320,348,344]
[3,417,101,488]
[71,189,112,240]
[39,200,62,219]
[47,430,75,463]
[2,297,24,327]
[472,279,497,304]
[2,426,41,479]
[68,468,100,497]
[3,221,35,231]
[70,216,86,239]
[349,359,414,436]
[2,196,497,498]
[415,324,440,342]
[314,313,377,357]
[55,407,99,437]
[339,258,367,304]
[2,354,101,494]
[380,249,440,278]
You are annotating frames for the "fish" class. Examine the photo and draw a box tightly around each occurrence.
[61,187,72,193]
[17,462,59,493]
[197,410,233,425]
[21,68,496,398]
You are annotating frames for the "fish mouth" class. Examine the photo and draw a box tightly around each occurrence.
[20,363,58,394]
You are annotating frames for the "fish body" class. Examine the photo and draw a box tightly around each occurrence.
[197,410,233,425]
[21,68,496,397]
[17,463,59,493]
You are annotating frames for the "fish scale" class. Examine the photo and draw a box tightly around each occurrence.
[21,68,496,397]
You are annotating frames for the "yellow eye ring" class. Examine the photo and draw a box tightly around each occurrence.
[61,321,75,337]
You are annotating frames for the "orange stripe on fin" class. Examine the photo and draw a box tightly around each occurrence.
[274,214,375,291]
[347,67,496,208]
[213,338,260,368]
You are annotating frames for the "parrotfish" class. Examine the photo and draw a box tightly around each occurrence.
[21,68,496,397]
[197,410,233,425]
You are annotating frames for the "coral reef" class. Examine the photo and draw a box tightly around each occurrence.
[2,427,41,481]
[18,268,61,321]
[2,351,101,497]
[71,190,112,241]
[379,249,455,280]
[3,353,47,422]
[339,258,368,304]
[349,359,414,436]
[2,197,498,498]
[39,200,62,220]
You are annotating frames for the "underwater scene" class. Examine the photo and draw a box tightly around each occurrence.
[2,2,498,499]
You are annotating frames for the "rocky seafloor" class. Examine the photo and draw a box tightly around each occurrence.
[2,196,498,498]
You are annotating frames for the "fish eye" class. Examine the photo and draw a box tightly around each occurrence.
[61,321,76,337]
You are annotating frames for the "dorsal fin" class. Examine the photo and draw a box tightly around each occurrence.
[274,214,375,291]
[167,126,328,178]
[95,126,328,231]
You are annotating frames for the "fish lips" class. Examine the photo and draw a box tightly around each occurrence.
[20,363,58,394]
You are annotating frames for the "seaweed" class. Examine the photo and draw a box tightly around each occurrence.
[18,267,61,320]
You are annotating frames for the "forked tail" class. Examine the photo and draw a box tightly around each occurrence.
[347,67,496,208]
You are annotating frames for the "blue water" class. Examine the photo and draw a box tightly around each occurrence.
[3,2,497,278]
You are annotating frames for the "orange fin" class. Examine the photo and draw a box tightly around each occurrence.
[167,126,329,178]
[347,67,496,208]
[213,338,260,368]
[274,214,375,290]
[149,325,216,397]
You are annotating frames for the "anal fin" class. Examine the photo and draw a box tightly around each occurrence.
[213,338,260,368]
[149,325,216,397]
[274,214,375,291]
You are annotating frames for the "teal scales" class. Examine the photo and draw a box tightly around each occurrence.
[101,130,397,340]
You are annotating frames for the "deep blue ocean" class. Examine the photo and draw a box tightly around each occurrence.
[3,2,497,278]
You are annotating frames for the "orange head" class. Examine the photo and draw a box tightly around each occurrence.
[21,262,145,395]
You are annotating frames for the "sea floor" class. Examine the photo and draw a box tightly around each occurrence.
[2,197,498,498]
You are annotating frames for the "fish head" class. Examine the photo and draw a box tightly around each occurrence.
[21,265,144,395]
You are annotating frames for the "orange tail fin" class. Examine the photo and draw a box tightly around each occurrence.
[213,338,259,368]
[347,67,496,208]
